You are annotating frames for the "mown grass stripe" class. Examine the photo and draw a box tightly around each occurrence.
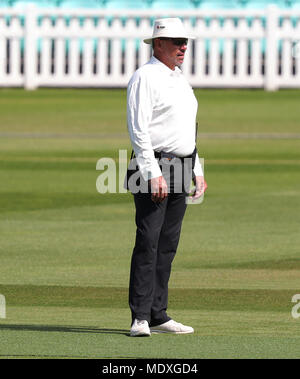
[0,285,297,313]
[1,157,300,165]
[1,132,300,139]
[203,258,300,270]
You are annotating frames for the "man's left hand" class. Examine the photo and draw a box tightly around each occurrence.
[190,176,207,200]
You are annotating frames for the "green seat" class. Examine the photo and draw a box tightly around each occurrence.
[104,0,149,9]
[59,0,102,8]
[0,0,14,7]
[149,0,196,9]
[12,0,59,6]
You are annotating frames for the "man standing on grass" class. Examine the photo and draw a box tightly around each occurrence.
[126,18,206,337]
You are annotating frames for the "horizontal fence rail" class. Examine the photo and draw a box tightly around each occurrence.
[0,5,300,89]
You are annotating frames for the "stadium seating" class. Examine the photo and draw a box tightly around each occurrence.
[240,0,297,8]
[148,0,196,9]
[2,0,300,9]
[290,0,300,7]
[0,0,11,6]
[59,0,103,8]
[10,0,60,6]
[198,0,239,9]
[103,0,150,8]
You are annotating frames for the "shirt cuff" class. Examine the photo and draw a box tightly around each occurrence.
[193,154,204,177]
[137,156,162,181]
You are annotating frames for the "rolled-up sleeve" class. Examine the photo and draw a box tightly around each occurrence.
[127,74,162,181]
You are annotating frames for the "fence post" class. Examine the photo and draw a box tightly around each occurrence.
[265,5,278,91]
[24,4,38,90]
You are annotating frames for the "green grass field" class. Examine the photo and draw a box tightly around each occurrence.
[0,88,300,359]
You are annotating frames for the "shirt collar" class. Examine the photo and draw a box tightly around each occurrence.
[149,56,182,77]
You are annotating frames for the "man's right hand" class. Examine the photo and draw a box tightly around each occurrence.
[149,176,168,203]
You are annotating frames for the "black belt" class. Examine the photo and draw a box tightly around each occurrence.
[154,151,182,161]
[154,148,196,162]
[130,147,197,167]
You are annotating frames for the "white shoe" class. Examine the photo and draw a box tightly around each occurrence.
[130,319,151,337]
[150,320,194,334]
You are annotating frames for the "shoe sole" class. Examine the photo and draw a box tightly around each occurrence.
[150,329,194,334]
[130,331,151,337]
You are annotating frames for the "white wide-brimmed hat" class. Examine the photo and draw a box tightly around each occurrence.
[143,17,195,45]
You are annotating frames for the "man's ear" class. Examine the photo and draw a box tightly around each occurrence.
[153,38,162,52]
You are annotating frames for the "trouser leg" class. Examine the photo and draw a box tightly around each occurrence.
[150,192,187,326]
[129,158,191,325]
[129,193,167,324]
[129,191,187,325]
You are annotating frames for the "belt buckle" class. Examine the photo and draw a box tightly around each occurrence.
[161,151,175,161]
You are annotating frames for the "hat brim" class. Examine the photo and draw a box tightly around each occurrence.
[143,38,154,44]
[143,35,195,44]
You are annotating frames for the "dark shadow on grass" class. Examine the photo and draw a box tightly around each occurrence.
[0,323,130,336]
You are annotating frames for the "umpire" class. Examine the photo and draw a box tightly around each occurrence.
[126,18,205,337]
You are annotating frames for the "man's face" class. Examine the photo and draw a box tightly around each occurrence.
[155,38,188,69]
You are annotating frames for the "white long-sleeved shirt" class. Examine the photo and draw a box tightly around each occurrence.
[127,56,203,181]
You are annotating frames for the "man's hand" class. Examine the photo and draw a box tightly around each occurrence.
[190,176,207,200]
[149,176,168,203]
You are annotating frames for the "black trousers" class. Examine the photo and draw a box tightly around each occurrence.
[129,191,187,326]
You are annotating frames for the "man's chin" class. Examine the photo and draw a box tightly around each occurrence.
[176,59,184,67]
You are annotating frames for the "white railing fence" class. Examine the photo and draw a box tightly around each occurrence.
[0,5,300,90]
